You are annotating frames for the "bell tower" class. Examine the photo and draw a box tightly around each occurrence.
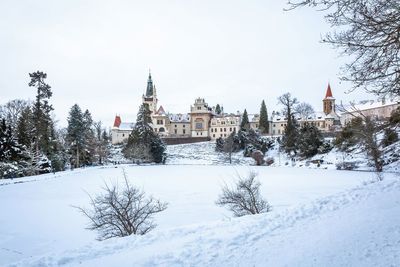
[142,71,158,115]
[323,83,335,115]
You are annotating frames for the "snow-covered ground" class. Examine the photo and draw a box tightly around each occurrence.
[1,142,399,266]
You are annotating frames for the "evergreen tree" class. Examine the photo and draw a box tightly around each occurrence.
[82,109,96,165]
[123,104,166,163]
[215,104,222,115]
[16,106,34,148]
[297,124,323,158]
[259,100,269,134]
[240,109,250,131]
[29,71,54,156]
[278,93,299,156]
[66,104,85,168]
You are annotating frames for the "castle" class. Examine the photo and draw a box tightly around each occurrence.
[112,73,385,145]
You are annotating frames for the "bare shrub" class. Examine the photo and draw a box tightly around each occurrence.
[216,172,271,217]
[75,172,168,240]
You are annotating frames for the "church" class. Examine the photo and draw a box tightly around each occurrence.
[111,73,342,144]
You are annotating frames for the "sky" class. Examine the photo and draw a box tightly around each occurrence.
[0,0,370,128]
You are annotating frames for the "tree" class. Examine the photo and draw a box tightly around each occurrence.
[240,109,250,130]
[67,104,85,168]
[278,93,299,156]
[259,100,269,134]
[123,104,166,163]
[221,130,240,164]
[93,121,111,165]
[335,116,383,174]
[29,71,54,156]
[297,124,323,158]
[75,171,168,240]
[0,99,30,132]
[294,102,315,119]
[216,171,271,217]
[16,106,34,148]
[287,0,400,97]
[215,104,222,115]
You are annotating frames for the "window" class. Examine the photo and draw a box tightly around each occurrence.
[213,134,215,138]
[220,128,223,132]
[230,128,232,132]
[183,129,186,134]
[196,123,203,129]
[224,128,226,132]
[183,124,185,128]
[197,106,201,110]
[224,134,227,137]
[200,132,203,135]
[154,128,158,132]
[159,127,165,132]
[122,134,125,137]
[175,124,177,128]
[157,120,163,125]
[174,129,177,134]
[211,128,213,132]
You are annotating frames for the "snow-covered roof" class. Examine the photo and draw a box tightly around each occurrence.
[248,114,259,122]
[340,97,400,114]
[271,111,339,122]
[169,113,190,123]
[118,122,135,130]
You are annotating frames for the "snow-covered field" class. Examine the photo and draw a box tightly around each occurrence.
[1,142,399,266]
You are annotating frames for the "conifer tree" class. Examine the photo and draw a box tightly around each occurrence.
[123,104,166,163]
[29,71,54,156]
[16,106,34,148]
[297,124,323,158]
[215,104,222,115]
[278,93,299,156]
[240,109,250,131]
[259,100,269,134]
[67,104,85,168]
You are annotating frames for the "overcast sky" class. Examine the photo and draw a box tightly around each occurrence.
[0,0,369,128]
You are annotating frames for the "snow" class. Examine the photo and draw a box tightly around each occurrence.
[1,141,399,266]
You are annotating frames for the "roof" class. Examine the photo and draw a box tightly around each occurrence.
[340,97,400,114]
[325,83,333,99]
[156,105,166,115]
[113,115,121,127]
[169,113,190,123]
[119,122,135,130]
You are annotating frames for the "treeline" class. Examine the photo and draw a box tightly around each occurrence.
[0,71,111,178]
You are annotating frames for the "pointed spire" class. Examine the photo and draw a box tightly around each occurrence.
[146,70,154,96]
[325,83,333,98]
[113,115,121,128]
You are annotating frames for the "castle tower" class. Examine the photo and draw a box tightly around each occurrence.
[323,83,335,115]
[142,71,158,114]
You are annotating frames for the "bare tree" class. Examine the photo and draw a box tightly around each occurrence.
[0,99,30,131]
[294,102,315,119]
[216,172,271,217]
[336,104,384,176]
[286,0,400,97]
[75,172,168,240]
[278,93,299,118]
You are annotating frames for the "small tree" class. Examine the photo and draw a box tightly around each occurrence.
[278,93,300,156]
[215,104,222,115]
[75,172,168,240]
[297,124,323,158]
[259,100,269,134]
[216,172,271,217]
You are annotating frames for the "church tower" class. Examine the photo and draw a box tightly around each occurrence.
[142,71,158,114]
[323,83,335,115]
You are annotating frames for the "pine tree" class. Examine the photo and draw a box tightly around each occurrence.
[67,104,85,168]
[16,106,34,148]
[297,124,323,158]
[259,100,269,134]
[215,104,222,115]
[123,104,166,163]
[29,71,54,155]
[240,109,250,131]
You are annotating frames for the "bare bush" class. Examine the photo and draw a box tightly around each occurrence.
[216,172,271,217]
[75,172,168,240]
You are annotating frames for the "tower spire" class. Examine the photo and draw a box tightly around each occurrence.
[146,70,154,96]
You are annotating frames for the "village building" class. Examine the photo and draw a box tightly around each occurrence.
[340,97,400,125]
[209,114,241,140]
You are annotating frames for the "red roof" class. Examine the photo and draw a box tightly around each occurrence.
[325,83,333,98]
[113,115,121,127]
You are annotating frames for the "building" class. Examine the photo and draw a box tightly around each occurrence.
[209,114,241,140]
[270,84,340,135]
[112,73,345,144]
[340,97,400,125]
